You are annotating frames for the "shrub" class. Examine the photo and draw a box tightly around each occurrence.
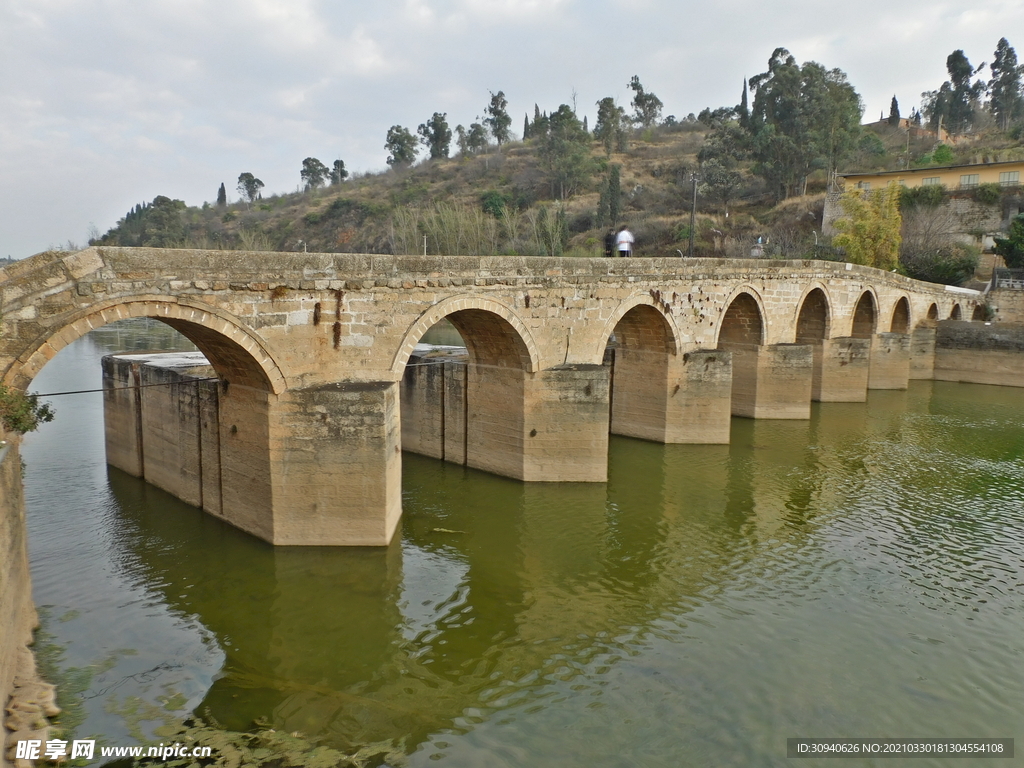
[975,183,1002,206]
[899,185,945,209]
[900,243,979,286]
[933,144,954,164]
[994,213,1024,268]
[0,385,55,434]
[480,190,514,217]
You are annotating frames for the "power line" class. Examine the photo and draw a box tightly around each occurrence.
[34,378,219,398]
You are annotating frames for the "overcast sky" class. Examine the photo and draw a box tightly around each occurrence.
[2,0,1021,259]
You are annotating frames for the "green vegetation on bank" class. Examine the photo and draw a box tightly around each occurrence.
[0,383,54,434]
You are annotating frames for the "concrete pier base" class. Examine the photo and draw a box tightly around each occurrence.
[269,381,402,546]
[813,337,871,402]
[909,327,937,380]
[610,348,732,445]
[725,343,813,419]
[104,355,403,546]
[868,333,911,390]
[523,364,609,482]
[401,351,610,481]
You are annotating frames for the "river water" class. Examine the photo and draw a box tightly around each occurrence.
[20,320,1024,767]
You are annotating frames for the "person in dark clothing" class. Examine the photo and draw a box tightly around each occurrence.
[604,229,616,257]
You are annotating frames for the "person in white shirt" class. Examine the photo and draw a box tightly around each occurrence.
[615,225,634,257]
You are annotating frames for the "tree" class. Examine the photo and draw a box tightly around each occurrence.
[889,95,900,125]
[989,38,1023,131]
[746,48,862,198]
[597,165,622,226]
[385,125,417,167]
[417,112,452,159]
[594,97,627,156]
[485,90,512,145]
[523,113,531,139]
[993,213,1024,268]
[540,104,597,199]
[738,78,750,128]
[332,159,348,185]
[216,183,227,207]
[628,75,663,128]
[698,158,743,217]
[922,50,986,134]
[466,123,488,153]
[237,173,264,204]
[300,157,329,191]
[900,206,980,285]
[833,181,902,270]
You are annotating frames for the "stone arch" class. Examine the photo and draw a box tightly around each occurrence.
[5,297,287,393]
[717,289,765,346]
[795,287,831,343]
[602,300,681,443]
[971,304,985,321]
[926,303,939,323]
[597,295,682,360]
[950,303,962,320]
[391,296,540,377]
[890,296,911,333]
[851,291,877,339]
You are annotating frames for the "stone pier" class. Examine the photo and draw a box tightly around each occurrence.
[909,327,937,380]
[812,337,871,402]
[723,343,813,419]
[868,333,911,390]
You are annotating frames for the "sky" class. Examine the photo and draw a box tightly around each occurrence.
[2,0,1022,259]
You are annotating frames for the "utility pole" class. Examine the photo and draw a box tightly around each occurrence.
[689,173,699,258]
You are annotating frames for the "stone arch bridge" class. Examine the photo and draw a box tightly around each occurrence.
[0,248,981,546]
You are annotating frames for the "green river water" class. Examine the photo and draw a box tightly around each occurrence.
[20,320,1024,767]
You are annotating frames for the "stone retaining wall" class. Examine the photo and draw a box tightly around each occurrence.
[934,321,1024,387]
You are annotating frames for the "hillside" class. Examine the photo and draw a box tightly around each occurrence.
[93,120,1024,262]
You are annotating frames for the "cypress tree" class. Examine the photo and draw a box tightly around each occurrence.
[608,165,621,224]
[888,95,900,126]
[217,183,227,207]
[524,113,531,139]
[738,78,749,128]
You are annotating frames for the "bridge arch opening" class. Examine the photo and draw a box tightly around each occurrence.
[890,297,911,334]
[851,292,877,339]
[5,305,287,542]
[604,303,677,442]
[927,303,939,323]
[717,291,767,419]
[718,292,764,347]
[796,288,831,343]
[397,302,536,478]
[950,303,962,320]
[971,304,985,321]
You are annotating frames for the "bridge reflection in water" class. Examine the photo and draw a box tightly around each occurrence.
[73,374,1022,764]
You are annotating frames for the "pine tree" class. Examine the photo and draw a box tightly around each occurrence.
[216,183,226,207]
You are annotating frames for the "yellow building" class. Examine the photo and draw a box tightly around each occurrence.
[838,159,1023,191]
